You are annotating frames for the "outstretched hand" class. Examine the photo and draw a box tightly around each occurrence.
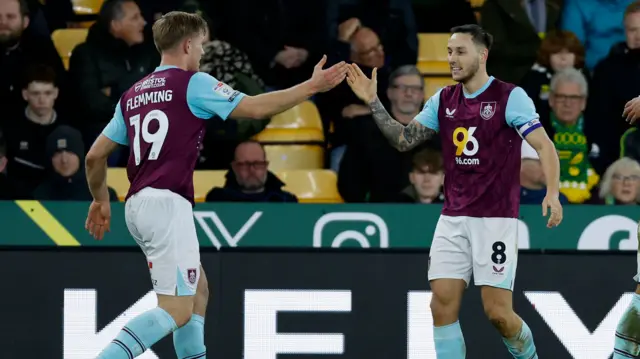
[346,63,378,103]
[85,200,111,240]
[309,55,348,93]
[623,96,640,124]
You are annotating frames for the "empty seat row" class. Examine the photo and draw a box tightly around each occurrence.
[107,168,342,203]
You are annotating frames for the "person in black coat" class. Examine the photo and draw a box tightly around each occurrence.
[205,141,298,203]
[32,125,117,201]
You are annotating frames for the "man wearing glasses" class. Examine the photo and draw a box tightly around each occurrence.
[338,65,437,202]
[205,140,298,202]
[546,68,599,203]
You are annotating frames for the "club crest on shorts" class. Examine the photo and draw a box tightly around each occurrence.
[480,101,497,120]
[187,268,197,284]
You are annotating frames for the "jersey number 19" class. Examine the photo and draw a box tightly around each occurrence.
[129,109,169,166]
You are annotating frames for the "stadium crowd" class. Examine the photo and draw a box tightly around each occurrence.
[1,0,640,206]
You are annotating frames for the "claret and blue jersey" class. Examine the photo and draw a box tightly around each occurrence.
[101,65,245,204]
[413,76,543,218]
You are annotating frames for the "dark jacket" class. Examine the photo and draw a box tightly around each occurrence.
[520,186,569,205]
[388,185,445,204]
[0,31,68,123]
[481,0,561,84]
[205,170,298,202]
[0,173,31,200]
[32,125,117,201]
[3,108,61,193]
[69,22,159,126]
[586,42,640,175]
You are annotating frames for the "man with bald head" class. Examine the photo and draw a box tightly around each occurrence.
[316,19,391,172]
[205,140,298,202]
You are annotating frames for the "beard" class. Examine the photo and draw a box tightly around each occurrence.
[454,58,480,84]
[0,28,23,49]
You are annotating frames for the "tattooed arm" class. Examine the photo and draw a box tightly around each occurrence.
[369,97,437,152]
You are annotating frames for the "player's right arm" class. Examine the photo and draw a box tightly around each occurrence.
[188,56,347,120]
[230,56,347,119]
[86,102,128,203]
[346,63,438,152]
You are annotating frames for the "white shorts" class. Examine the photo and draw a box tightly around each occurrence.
[428,215,519,291]
[124,187,200,296]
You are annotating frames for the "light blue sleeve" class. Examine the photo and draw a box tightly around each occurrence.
[414,89,441,131]
[186,72,246,120]
[101,101,128,145]
[506,87,542,137]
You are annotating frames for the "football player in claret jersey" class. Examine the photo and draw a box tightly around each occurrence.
[346,24,562,359]
[83,11,347,359]
[611,95,640,358]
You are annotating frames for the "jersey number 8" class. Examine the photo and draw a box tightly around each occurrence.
[129,110,169,166]
[452,126,479,156]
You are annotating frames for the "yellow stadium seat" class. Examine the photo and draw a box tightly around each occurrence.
[424,77,456,99]
[109,168,341,203]
[279,170,342,203]
[417,33,450,75]
[106,168,129,201]
[193,170,226,202]
[264,145,324,171]
[51,28,88,70]
[72,0,103,15]
[253,101,324,143]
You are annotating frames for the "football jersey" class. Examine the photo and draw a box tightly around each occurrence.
[102,65,245,205]
[415,76,542,218]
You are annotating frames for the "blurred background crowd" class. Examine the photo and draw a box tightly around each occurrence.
[1,0,640,207]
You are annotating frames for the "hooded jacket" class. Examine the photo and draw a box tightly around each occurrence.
[205,170,298,202]
[32,125,117,201]
[586,41,640,174]
[69,22,159,125]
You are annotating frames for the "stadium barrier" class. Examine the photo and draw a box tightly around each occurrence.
[0,249,633,359]
[2,201,640,250]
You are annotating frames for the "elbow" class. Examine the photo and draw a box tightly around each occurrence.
[241,96,269,120]
[85,148,105,169]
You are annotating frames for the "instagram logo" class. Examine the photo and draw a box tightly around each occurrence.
[312,212,389,248]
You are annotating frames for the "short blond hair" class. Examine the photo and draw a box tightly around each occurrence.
[152,11,208,53]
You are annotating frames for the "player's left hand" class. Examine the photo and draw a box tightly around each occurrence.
[309,55,348,93]
[623,96,640,124]
[85,200,111,240]
[542,194,563,228]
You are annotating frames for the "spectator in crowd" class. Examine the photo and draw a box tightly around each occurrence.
[69,0,158,149]
[389,148,444,203]
[587,1,640,175]
[561,0,635,71]
[520,30,586,118]
[0,130,29,199]
[196,27,270,170]
[480,0,561,84]
[411,0,477,33]
[520,140,569,205]
[337,65,432,203]
[327,0,418,69]
[547,69,599,203]
[205,141,298,202]
[589,157,640,205]
[3,65,63,193]
[0,0,67,118]
[208,0,329,89]
[33,125,118,201]
[316,21,391,171]
[621,125,640,164]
